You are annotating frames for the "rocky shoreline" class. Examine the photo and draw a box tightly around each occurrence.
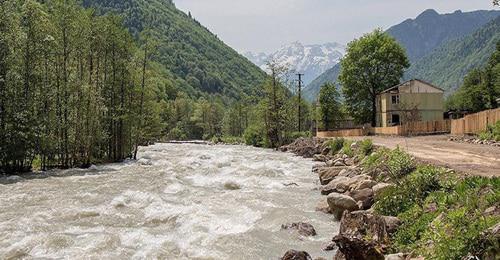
[278,137,499,260]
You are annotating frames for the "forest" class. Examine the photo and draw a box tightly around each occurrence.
[0,0,312,174]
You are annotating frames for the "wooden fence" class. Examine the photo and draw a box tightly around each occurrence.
[316,128,369,138]
[451,108,500,135]
[316,108,500,138]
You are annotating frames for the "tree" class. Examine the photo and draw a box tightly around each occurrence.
[339,29,409,126]
[446,41,500,112]
[319,83,342,130]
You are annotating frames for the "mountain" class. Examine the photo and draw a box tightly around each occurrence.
[82,0,266,99]
[304,9,500,101]
[244,42,346,85]
[405,16,500,91]
[387,9,500,62]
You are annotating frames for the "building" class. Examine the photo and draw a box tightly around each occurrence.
[376,79,444,127]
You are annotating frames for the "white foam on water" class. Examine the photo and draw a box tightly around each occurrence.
[0,143,337,259]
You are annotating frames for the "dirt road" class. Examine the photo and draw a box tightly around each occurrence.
[350,135,500,177]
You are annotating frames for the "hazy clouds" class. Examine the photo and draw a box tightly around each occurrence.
[174,0,495,53]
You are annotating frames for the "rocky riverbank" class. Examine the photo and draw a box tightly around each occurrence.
[279,137,500,260]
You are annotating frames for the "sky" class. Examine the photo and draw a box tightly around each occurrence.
[174,0,495,54]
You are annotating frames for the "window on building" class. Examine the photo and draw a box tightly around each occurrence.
[391,95,400,105]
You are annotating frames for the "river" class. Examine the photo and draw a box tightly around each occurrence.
[0,143,337,259]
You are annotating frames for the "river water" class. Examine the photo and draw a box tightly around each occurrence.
[0,144,337,259]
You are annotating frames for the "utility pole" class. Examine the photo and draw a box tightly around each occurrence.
[297,73,304,132]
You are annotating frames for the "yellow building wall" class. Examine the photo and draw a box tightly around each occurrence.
[377,92,444,127]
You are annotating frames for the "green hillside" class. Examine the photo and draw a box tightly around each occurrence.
[405,16,500,92]
[82,0,266,99]
[304,64,340,102]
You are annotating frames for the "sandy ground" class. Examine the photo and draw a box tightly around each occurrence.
[350,135,500,177]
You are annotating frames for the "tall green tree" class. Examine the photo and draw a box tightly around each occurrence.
[319,83,342,130]
[447,41,500,112]
[339,29,409,126]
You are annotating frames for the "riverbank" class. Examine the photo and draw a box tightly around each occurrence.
[279,137,500,260]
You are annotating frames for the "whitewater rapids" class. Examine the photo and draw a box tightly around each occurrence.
[0,143,337,259]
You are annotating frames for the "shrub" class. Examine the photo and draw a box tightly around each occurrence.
[167,127,187,141]
[479,121,500,141]
[374,165,443,216]
[327,137,345,154]
[385,147,416,180]
[341,139,355,157]
[359,139,374,156]
[244,125,265,147]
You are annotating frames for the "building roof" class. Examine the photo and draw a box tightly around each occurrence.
[380,79,444,94]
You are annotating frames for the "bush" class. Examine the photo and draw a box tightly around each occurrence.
[327,137,345,154]
[167,127,187,141]
[244,125,265,147]
[374,165,443,216]
[283,131,312,145]
[386,147,416,180]
[391,176,500,259]
[341,139,355,157]
[359,139,374,156]
[479,121,500,141]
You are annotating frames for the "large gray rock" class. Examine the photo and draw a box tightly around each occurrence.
[383,216,401,234]
[281,250,313,260]
[281,222,317,237]
[327,193,359,220]
[352,179,378,191]
[348,188,374,210]
[315,198,332,214]
[338,168,360,178]
[385,253,406,260]
[318,167,344,185]
[333,210,389,260]
[321,176,351,195]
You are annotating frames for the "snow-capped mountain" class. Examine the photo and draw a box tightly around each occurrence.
[243,41,346,85]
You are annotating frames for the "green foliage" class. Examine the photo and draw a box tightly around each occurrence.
[407,17,500,93]
[390,176,500,259]
[327,138,345,155]
[479,119,500,141]
[318,82,343,130]
[446,41,500,112]
[358,139,374,156]
[340,29,410,126]
[243,125,265,147]
[341,140,355,157]
[82,0,266,99]
[0,0,166,171]
[385,147,416,180]
[375,165,444,216]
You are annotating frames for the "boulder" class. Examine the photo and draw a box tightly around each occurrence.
[372,183,393,198]
[333,210,389,260]
[281,222,317,237]
[382,216,401,234]
[352,179,377,191]
[344,175,372,191]
[318,167,344,185]
[313,154,329,162]
[327,193,359,220]
[385,253,406,260]
[334,160,346,167]
[338,168,360,178]
[321,176,351,195]
[315,198,332,214]
[348,188,374,210]
[281,250,313,260]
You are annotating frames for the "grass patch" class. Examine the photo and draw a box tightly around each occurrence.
[478,121,500,141]
[370,148,500,259]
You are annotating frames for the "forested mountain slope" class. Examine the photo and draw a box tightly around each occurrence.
[82,0,267,99]
[404,16,500,91]
[303,9,500,101]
